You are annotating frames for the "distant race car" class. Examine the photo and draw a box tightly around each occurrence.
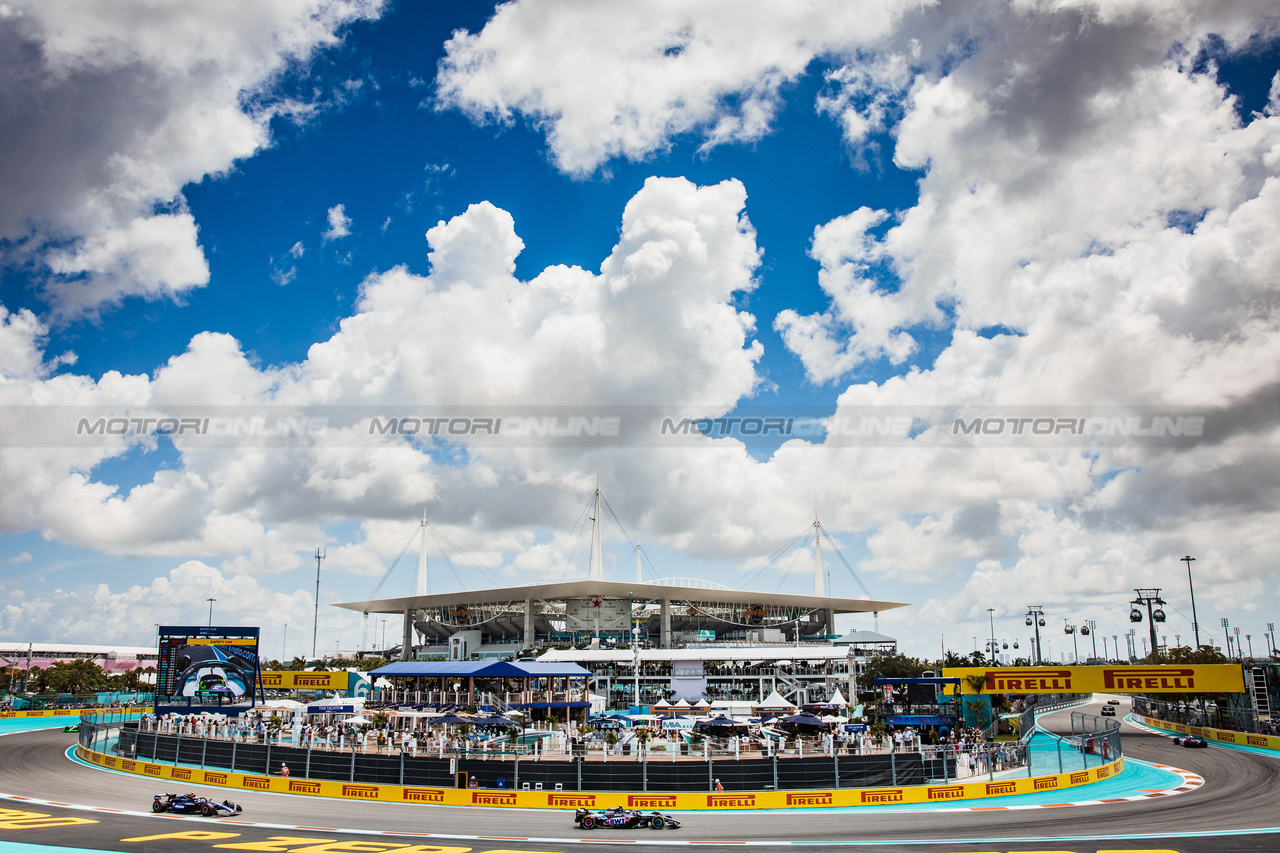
[1172,736,1208,748]
[1100,706,1115,716]
[575,806,681,830]
[62,723,80,732]
[1106,699,1121,705]
[152,793,243,817]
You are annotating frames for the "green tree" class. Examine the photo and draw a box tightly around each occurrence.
[855,653,931,692]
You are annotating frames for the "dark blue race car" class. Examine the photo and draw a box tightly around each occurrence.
[152,793,242,817]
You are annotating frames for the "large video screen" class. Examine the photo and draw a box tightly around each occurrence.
[156,626,259,703]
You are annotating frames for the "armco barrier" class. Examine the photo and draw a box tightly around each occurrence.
[1139,715,1280,752]
[0,707,142,720]
[73,743,1123,811]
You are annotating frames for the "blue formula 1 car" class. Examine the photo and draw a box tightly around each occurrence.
[575,806,680,830]
[152,793,242,817]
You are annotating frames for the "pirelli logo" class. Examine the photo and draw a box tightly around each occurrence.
[708,795,757,808]
[403,788,445,803]
[1174,724,1187,733]
[984,668,1073,691]
[927,786,965,800]
[260,673,283,686]
[1069,772,1090,785]
[786,793,833,806]
[242,777,271,790]
[628,795,676,808]
[143,764,161,776]
[104,757,116,768]
[120,760,134,772]
[549,794,595,807]
[473,792,517,806]
[1102,667,1195,690]
[1097,766,1111,779]
[342,784,379,799]
[204,772,228,785]
[294,674,334,687]
[859,789,903,804]
[1033,777,1058,791]
[1248,735,1269,747]
[985,781,1017,795]
[289,780,322,795]
[171,768,192,781]
[1218,732,1238,743]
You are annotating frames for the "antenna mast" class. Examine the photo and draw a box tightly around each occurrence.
[312,547,325,658]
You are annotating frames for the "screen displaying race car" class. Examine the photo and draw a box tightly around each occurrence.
[152,793,243,817]
[575,806,681,830]
[156,627,259,703]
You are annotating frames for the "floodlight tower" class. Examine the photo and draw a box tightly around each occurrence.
[1025,606,1046,665]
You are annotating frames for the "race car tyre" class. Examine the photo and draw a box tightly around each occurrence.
[651,817,665,829]
[581,816,596,830]
[151,802,163,813]
[200,804,214,817]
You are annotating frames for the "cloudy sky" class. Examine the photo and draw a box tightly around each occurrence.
[2,0,1280,664]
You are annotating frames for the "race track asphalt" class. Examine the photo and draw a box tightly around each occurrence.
[3,696,1280,853]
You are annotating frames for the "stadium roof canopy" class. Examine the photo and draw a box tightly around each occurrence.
[335,579,908,615]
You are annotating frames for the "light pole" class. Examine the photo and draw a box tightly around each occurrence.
[1269,622,1276,659]
[1234,627,1243,661]
[1181,555,1200,649]
[206,597,216,626]
[1221,618,1232,658]
[1247,634,1254,660]
[1026,607,1045,665]
[1112,635,1119,662]
[987,608,998,666]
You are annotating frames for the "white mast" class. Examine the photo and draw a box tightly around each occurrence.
[590,477,603,581]
[813,511,825,597]
[636,544,642,584]
[417,508,428,596]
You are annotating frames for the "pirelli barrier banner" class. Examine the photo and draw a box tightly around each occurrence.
[1140,715,1280,752]
[259,671,347,690]
[75,744,1123,810]
[942,665,1246,694]
[0,706,144,720]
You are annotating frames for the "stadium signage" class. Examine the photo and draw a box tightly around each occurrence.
[204,772,228,785]
[473,792,516,806]
[985,781,1017,795]
[549,794,594,807]
[343,784,379,799]
[290,780,322,795]
[927,786,965,800]
[1033,777,1058,790]
[628,795,676,808]
[786,793,833,806]
[403,788,445,803]
[171,768,191,781]
[260,671,345,690]
[242,777,271,790]
[143,764,162,776]
[944,664,1245,694]
[859,789,904,804]
[708,795,756,807]
[1070,772,1090,785]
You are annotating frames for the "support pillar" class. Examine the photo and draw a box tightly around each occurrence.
[524,599,535,651]
[661,599,671,649]
[402,607,413,661]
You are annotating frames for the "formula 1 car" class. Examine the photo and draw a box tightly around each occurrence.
[152,793,243,817]
[62,723,80,732]
[575,806,681,830]
[1172,736,1208,748]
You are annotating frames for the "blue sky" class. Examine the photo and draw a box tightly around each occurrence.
[3,0,1280,663]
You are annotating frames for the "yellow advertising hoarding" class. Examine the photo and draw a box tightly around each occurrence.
[259,671,346,690]
[942,664,1245,694]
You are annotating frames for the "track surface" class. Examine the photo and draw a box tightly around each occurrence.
[3,696,1280,852]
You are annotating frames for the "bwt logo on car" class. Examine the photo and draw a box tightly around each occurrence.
[1033,777,1058,791]
[342,785,379,799]
[204,772,227,785]
[860,789,904,804]
[290,781,322,795]
[473,792,516,806]
[927,786,965,800]
[985,669,1072,691]
[242,777,271,790]
[403,788,445,803]
[786,793,833,806]
[549,794,594,807]
[708,795,756,807]
[1102,667,1195,690]
[628,795,676,808]
[985,782,1018,796]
